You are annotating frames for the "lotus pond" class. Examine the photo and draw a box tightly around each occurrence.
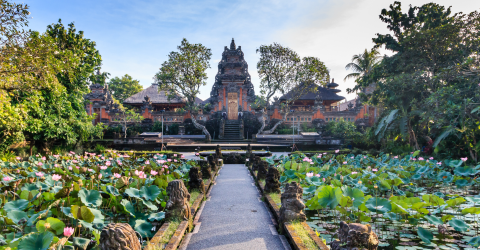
[269,152,480,249]
[0,151,202,250]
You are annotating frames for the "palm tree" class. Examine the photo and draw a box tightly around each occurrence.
[344,48,381,81]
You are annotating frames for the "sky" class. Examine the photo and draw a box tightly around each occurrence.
[23,0,479,102]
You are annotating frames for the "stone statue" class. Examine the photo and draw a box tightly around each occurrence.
[201,161,212,180]
[247,153,255,167]
[330,221,379,250]
[188,167,205,193]
[257,161,268,180]
[246,144,252,159]
[165,180,191,221]
[215,144,222,159]
[264,167,281,193]
[207,155,217,172]
[252,156,261,171]
[279,182,306,224]
[100,223,141,250]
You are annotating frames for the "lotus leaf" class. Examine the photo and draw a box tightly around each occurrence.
[3,199,29,212]
[104,185,120,196]
[140,185,161,201]
[134,219,153,238]
[449,218,469,232]
[7,210,28,225]
[341,186,364,208]
[468,236,480,247]
[462,207,480,215]
[147,212,165,221]
[73,237,90,250]
[303,185,317,194]
[417,227,433,243]
[18,231,54,250]
[446,197,466,207]
[71,205,95,223]
[316,185,342,209]
[121,199,136,217]
[423,215,443,225]
[78,189,102,207]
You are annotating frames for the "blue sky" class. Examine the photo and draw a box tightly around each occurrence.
[24,0,478,101]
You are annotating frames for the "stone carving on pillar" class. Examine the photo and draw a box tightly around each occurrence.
[264,167,281,193]
[165,180,191,221]
[201,161,212,180]
[330,221,379,250]
[279,182,306,223]
[207,155,217,172]
[100,223,141,250]
[188,167,205,192]
[215,145,222,160]
[257,161,268,180]
[246,144,252,159]
[252,156,262,171]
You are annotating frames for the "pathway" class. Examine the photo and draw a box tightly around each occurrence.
[184,164,289,250]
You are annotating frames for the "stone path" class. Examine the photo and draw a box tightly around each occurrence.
[184,164,290,250]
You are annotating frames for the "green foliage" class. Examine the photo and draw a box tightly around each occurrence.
[324,119,361,139]
[108,74,143,103]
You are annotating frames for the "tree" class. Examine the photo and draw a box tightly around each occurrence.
[256,43,329,134]
[108,74,143,103]
[344,48,381,82]
[154,38,212,141]
[110,108,144,138]
[351,1,480,156]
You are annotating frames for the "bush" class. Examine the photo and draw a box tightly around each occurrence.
[243,112,261,139]
[205,112,222,139]
[184,118,204,135]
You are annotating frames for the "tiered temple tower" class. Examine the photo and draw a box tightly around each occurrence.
[209,38,256,119]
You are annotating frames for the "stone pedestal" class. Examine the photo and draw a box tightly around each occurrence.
[257,161,268,180]
[264,167,281,193]
[188,167,205,192]
[207,155,217,172]
[100,223,141,250]
[330,221,379,250]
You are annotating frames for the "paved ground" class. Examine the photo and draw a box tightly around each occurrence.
[185,164,289,250]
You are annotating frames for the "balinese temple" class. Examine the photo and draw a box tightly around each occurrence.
[84,38,375,132]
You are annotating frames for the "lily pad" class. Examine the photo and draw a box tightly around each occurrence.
[18,231,54,250]
[78,189,102,207]
[417,227,433,243]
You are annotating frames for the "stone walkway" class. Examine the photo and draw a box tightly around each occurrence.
[184,164,289,250]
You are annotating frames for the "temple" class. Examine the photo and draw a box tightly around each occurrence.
[84,39,376,137]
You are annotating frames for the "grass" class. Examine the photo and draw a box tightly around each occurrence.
[259,179,265,188]
[203,179,209,183]
[290,221,319,250]
[189,190,202,205]
[269,193,281,207]
[160,220,180,245]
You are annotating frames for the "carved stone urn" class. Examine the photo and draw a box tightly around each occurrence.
[100,223,141,250]
[165,180,191,221]
[264,167,281,193]
[279,182,306,223]
[330,221,379,250]
[188,166,205,192]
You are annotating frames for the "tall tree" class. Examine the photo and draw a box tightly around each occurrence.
[352,1,480,156]
[256,43,329,134]
[108,74,143,103]
[154,38,212,141]
[344,48,381,82]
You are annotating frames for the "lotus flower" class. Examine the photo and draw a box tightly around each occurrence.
[174,154,177,157]
[461,157,468,162]
[429,157,434,160]
[88,169,94,172]
[335,150,339,153]
[315,174,320,177]
[306,172,314,177]
[394,156,398,159]
[145,160,150,165]
[343,161,347,164]
[151,170,158,176]
[174,159,178,162]
[195,153,199,156]
[68,167,73,170]
[64,227,74,237]
[37,162,43,166]
[181,155,185,158]
[167,159,172,162]
[98,174,102,179]
[52,174,62,181]
[419,157,424,161]
[437,162,442,165]
[100,166,107,170]
[372,168,378,172]
[351,171,358,174]
[3,176,12,182]
[36,172,44,177]
[16,156,21,160]
[41,156,46,161]
[106,161,111,166]
[323,178,326,182]
[114,173,121,178]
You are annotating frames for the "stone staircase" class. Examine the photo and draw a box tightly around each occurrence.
[223,120,241,139]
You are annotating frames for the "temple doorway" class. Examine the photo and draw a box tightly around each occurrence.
[228,93,238,120]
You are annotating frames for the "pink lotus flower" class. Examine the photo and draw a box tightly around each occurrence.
[394,156,398,159]
[174,159,178,162]
[323,152,327,155]
[317,154,322,158]
[323,178,326,182]
[310,162,314,164]
[181,155,185,158]
[429,157,434,160]
[363,156,366,159]
[195,153,199,156]
[117,160,122,165]
[334,173,337,177]
[306,173,313,177]
[461,157,468,162]
[315,174,320,177]
[167,159,172,162]
[174,154,177,157]
[154,156,158,159]
[335,150,340,153]
[76,166,80,169]
[16,169,20,173]
[372,168,378,172]
[412,158,416,161]
[151,170,158,176]
[52,174,62,181]
[114,173,121,178]
[88,169,94,172]
[98,174,102,179]
[101,157,105,160]
[130,150,133,153]
[72,160,78,163]
[37,162,43,166]
[3,176,12,182]
[437,162,442,165]
[70,151,75,155]
[36,172,44,177]
[419,157,424,161]
[159,154,164,157]
[351,171,358,174]
[106,161,111,166]
[145,160,150,165]
[350,157,354,159]
[159,160,166,164]
[109,158,113,160]
[100,166,107,170]
[64,227,74,237]
[16,157,21,160]
[68,167,73,170]
[41,156,46,161]
[343,161,347,164]
[84,156,88,159]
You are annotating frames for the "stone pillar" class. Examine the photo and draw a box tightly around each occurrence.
[330,221,379,250]
[279,182,306,224]
[264,167,281,193]
[257,161,268,180]
[165,180,191,221]
[188,167,205,192]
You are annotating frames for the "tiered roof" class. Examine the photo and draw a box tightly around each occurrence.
[123,84,185,104]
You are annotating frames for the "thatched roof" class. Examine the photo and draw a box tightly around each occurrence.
[123,84,185,104]
[279,83,345,101]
